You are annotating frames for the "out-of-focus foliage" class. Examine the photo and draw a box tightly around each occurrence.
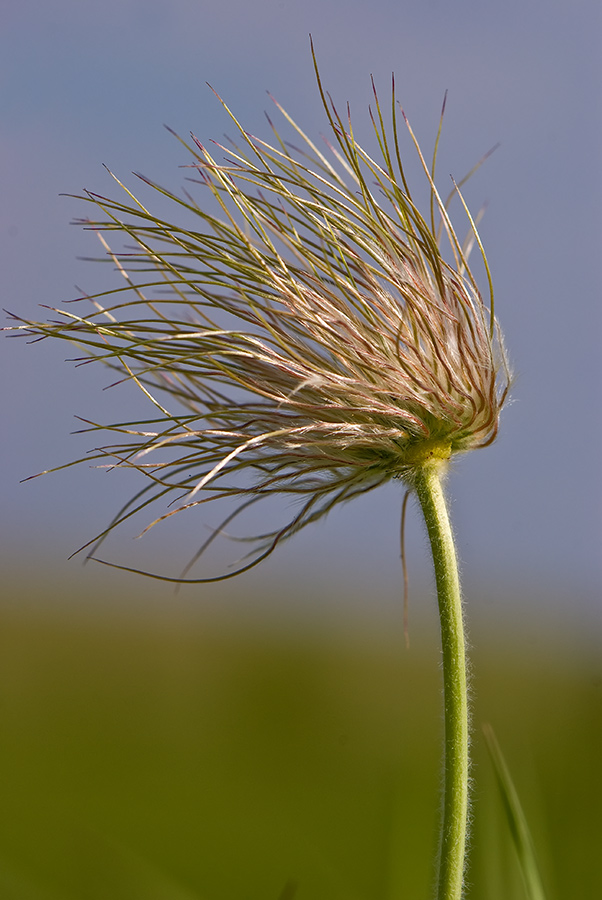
[0,585,599,899]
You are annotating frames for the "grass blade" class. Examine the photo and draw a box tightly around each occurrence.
[482,723,547,900]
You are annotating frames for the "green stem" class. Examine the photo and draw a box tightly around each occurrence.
[413,461,469,900]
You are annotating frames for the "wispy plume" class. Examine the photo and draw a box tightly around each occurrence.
[11,49,510,581]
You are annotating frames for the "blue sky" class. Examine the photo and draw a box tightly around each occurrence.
[2,0,601,634]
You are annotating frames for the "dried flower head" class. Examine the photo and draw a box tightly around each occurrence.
[13,52,510,581]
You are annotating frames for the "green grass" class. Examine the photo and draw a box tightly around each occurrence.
[0,587,599,899]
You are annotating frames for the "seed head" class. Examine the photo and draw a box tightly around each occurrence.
[11,53,510,581]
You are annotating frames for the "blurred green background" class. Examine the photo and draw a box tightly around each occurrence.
[1,577,599,900]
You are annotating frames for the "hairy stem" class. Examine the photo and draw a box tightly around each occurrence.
[414,461,469,900]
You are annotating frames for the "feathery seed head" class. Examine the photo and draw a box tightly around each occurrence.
[11,54,510,581]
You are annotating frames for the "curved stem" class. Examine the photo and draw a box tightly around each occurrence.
[413,462,469,900]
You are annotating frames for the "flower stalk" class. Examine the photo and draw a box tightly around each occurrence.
[413,458,469,899]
